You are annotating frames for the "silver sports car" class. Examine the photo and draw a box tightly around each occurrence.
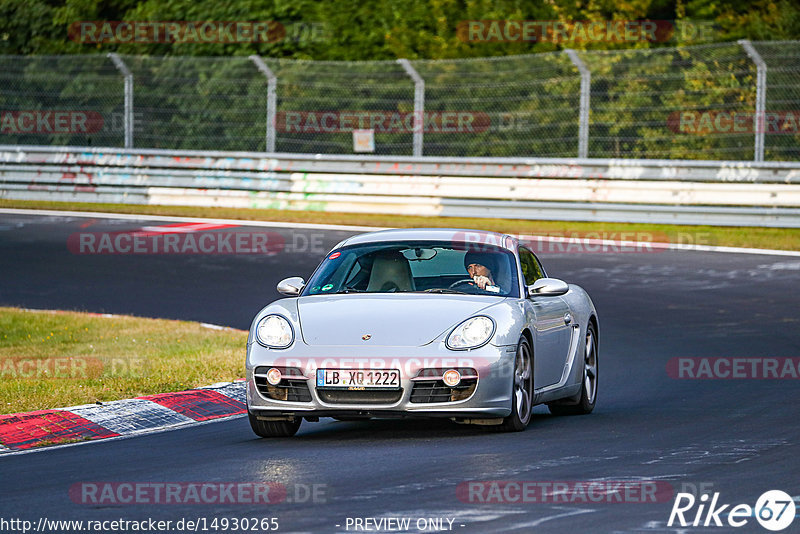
[246,228,598,437]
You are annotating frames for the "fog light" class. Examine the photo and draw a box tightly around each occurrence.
[442,369,461,387]
[266,367,282,386]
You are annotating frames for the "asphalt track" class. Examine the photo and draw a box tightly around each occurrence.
[0,211,799,533]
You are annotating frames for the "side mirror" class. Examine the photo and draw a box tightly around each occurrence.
[528,277,569,297]
[277,276,305,296]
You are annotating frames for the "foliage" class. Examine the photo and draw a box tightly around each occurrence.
[0,0,798,159]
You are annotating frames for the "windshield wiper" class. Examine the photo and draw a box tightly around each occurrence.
[420,288,469,294]
[335,286,365,294]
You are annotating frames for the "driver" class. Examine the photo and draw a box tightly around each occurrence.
[463,251,498,291]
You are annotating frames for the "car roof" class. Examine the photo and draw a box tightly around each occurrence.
[335,228,517,251]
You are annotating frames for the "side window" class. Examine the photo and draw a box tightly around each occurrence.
[519,247,544,285]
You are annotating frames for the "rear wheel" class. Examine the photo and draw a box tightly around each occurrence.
[548,322,598,416]
[494,336,533,432]
[248,411,301,437]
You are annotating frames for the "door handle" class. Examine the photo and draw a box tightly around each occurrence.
[563,313,572,325]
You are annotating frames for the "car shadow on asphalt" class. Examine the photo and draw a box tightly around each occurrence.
[268,413,571,442]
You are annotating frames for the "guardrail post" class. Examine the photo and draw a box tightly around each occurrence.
[249,55,278,153]
[739,40,767,162]
[108,53,133,149]
[565,49,590,159]
[397,59,425,157]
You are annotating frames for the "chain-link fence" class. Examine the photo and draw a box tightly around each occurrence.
[0,55,124,148]
[0,40,798,160]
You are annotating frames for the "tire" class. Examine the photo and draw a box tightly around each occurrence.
[248,411,301,437]
[548,322,598,416]
[493,336,534,432]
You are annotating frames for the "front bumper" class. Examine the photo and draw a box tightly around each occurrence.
[246,340,516,419]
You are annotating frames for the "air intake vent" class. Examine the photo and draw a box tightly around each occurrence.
[254,366,312,402]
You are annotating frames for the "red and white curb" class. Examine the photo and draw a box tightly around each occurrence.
[0,381,246,453]
[131,222,239,236]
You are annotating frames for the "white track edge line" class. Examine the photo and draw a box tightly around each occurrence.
[1,207,798,257]
[0,207,387,232]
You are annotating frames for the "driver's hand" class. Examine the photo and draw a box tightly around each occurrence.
[472,275,491,289]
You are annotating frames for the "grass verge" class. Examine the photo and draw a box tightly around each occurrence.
[0,307,247,415]
[1,199,799,251]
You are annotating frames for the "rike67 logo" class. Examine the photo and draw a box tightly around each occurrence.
[668,490,796,531]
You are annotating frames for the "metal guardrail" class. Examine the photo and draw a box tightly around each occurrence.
[4,145,800,182]
[1,145,799,227]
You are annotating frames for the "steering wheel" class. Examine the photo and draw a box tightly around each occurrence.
[448,278,478,290]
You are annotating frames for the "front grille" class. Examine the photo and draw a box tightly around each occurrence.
[410,379,477,403]
[254,366,312,402]
[317,389,403,405]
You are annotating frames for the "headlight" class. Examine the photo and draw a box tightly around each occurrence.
[446,316,495,350]
[256,315,294,348]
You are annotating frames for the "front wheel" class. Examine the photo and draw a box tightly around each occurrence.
[248,411,301,437]
[494,336,533,432]
[548,322,598,416]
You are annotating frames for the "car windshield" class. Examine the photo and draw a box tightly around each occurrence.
[302,241,519,297]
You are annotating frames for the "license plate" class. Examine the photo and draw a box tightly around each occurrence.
[316,369,400,389]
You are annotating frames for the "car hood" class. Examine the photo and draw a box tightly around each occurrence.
[297,294,506,347]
